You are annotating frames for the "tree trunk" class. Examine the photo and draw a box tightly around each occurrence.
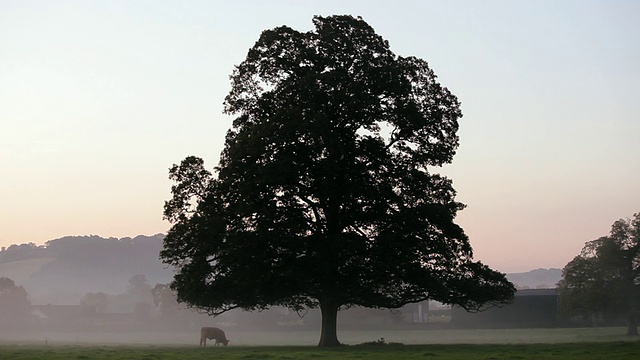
[318,300,341,347]
[626,313,639,336]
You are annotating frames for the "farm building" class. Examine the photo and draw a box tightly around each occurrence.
[451,288,559,328]
[336,301,451,329]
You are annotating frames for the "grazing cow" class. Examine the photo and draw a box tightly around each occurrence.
[200,326,230,346]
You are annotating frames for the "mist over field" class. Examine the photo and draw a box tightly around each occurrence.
[1,327,635,347]
[0,234,581,348]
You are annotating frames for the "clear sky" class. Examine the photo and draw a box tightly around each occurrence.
[1,0,638,273]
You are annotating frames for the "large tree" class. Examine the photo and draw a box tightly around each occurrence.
[0,277,32,327]
[161,15,514,346]
[558,212,640,335]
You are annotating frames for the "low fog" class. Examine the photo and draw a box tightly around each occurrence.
[0,235,574,346]
[0,303,575,346]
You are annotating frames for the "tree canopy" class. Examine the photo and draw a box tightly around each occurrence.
[0,277,32,326]
[161,15,514,346]
[558,212,640,335]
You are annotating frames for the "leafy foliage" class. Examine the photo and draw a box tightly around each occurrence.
[161,15,514,346]
[0,277,32,325]
[558,212,640,334]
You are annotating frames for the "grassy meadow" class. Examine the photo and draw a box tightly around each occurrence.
[1,342,639,360]
[0,326,636,346]
[1,327,639,359]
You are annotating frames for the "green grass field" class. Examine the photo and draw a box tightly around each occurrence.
[0,327,636,346]
[1,328,639,359]
[1,342,639,360]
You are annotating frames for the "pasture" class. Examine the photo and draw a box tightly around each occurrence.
[0,342,639,360]
[0,327,637,346]
[0,328,640,360]
[1,327,639,359]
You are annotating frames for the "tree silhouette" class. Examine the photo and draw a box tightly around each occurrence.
[558,212,640,335]
[161,15,514,346]
[0,277,32,327]
[152,283,181,320]
[126,274,153,313]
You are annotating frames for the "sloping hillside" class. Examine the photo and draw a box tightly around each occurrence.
[0,257,56,284]
[506,268,563,289]
[1,234,174,304]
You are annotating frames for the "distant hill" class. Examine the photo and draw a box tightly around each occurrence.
[0,257,56,285]
[1,234,564,304]
[506,268,563,289]
[0,234,174,304]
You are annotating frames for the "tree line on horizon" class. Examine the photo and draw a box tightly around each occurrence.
[0,234,174,305]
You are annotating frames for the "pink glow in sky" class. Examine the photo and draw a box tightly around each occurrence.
[1,1,638,273]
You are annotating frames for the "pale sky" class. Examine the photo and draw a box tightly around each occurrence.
[1,0,638,273]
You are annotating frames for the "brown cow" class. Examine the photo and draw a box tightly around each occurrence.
[200,326,230,346]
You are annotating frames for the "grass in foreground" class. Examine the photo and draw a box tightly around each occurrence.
[1,342,639,360]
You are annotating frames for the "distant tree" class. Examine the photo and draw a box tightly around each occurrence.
[0,277,32,326]
[126,274,153,304]
[161,15,515,346]
[151,283,181,319]
[81,292,110,313]
[558,212,640,335]
[128,274,150,291]
[0,242,45,263]
[105,274,155,314]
